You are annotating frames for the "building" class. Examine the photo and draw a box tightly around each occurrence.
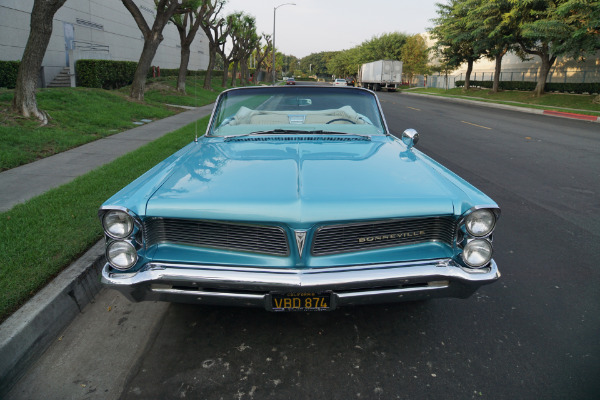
[0,0,210,87]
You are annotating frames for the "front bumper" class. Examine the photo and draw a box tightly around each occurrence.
[101,258,500,310]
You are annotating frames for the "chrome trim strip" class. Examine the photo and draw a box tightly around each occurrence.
[102,259,500,307]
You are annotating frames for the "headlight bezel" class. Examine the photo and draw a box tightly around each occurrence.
[461,238,493,268]
[101,209,135,239]
[106,240,139,270]
[463,208,497,237]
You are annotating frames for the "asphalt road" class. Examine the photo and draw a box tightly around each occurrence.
[8,90,600,400]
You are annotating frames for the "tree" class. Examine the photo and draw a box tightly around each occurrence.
[299,52,337,78]
[12,0,67,124]
[466,0,515,93]
[253,34,272,83]
[429,0,482,90]
[170,0,205,93]
[327,48,361,78]
[216,12,239,87]
[198,0,227,90]
[122,0,183,100]
[223,12,259,87]
[555,0,600,101]
[511,0,600,96]
[359,32,408,62]
[401,34,430,84]
[234,14,259,85]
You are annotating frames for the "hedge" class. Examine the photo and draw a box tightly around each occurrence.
[76,59,138,89]
[76,59,225,89]
[455,80,600,94]
[0,60,20,89]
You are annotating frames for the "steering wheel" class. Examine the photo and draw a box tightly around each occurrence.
[326,118,356,124]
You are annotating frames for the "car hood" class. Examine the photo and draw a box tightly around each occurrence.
[141,136,473,226]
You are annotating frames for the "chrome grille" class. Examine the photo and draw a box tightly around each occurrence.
[312,217,456,256]
[144,218,289,256]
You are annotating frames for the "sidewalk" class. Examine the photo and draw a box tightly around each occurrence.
[0,103,213,396]
[0,103,214,212]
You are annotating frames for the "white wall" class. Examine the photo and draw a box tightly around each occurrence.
[0,0,210,87]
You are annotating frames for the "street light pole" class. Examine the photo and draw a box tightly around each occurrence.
[272,2,295,85]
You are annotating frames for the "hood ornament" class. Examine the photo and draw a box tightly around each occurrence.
[294,230,307,257]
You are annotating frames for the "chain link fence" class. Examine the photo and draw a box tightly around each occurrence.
[421,68,600,90]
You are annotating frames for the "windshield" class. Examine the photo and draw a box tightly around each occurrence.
[208,86,387,137]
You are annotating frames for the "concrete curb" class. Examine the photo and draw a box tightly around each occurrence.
[0,103,214,395]
[402,92,600,123]
[0,240,105,396]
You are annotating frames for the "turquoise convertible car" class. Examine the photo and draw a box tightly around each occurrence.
[99,86,500,311]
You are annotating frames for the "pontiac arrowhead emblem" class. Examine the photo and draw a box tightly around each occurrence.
[294,230,307,257]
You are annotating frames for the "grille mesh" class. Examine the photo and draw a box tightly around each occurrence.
[312,217,456,256]
[144,218,289,256]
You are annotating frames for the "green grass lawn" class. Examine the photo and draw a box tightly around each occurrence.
[143,75,231,107]
[406,87,600,116]
[0,117,209,323]
[0,76,225,171]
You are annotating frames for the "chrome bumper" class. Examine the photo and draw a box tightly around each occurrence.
[101,259,500,310]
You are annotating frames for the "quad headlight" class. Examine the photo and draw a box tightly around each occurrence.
[464,209,496,237]
[462,239,493,268]
[102,210,134,239]
[106,240,138,270]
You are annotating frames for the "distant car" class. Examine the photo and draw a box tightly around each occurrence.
[100,86,500,311]
[333,78,346,86]
[346,77,356,86]
[286,78,296,85]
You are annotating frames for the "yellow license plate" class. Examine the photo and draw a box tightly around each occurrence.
[271,292,331,311]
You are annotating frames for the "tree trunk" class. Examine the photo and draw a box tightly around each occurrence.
[12,0,67,124]
[130,38,162,100]
[464,59,473,91]
[255,67,262,84]
[492,51,506,93]
[221,60,230,87]
[534,54,556,97]
[240,59,248,86]
[177,44,191,93]
[203,44,217,90]
[122,0,180,101]
[230,62,238,87]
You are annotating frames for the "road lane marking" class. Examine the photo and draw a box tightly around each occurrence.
[407,107,421,111]
[461,121,492,130]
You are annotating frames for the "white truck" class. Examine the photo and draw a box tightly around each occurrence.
[358,60,403,92]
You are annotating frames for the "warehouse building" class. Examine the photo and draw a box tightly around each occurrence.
[0,0,210,87]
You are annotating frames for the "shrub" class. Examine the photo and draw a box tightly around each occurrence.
[76,59,137,89]
[0,60,20,89]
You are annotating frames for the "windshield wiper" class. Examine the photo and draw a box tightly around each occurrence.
[223,129,371,141]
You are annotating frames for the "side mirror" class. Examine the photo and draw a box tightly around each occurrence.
[402,129,419,149]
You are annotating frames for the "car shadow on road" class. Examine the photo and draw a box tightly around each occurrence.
[121,300,448,399]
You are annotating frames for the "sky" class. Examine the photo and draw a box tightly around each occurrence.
[221,0,440,59]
